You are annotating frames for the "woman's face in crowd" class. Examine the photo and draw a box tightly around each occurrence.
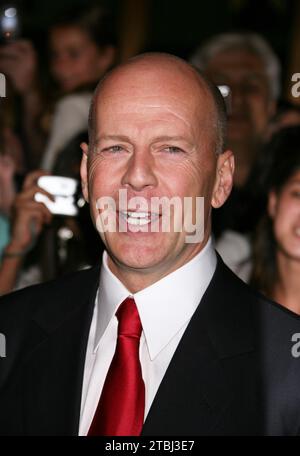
[49,25,113,93]
[269,169,300,260]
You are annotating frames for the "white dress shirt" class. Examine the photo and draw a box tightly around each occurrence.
[79,239,217,435]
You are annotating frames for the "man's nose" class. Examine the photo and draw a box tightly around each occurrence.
[121,150,158,191]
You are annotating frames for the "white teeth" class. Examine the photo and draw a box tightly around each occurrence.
[126,211,149,218]
[128,217,150,226]
[119,211,161,226]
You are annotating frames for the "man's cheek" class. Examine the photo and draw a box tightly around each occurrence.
[88,172,109,197]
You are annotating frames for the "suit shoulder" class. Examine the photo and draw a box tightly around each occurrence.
[0,266,100,327]
[214,255,265,304]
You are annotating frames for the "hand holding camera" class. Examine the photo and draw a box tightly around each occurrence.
[4,172,80,259]
[7,170,53,256]
[35,175,80,217]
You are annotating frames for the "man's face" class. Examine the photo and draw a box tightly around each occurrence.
[81,62,233,282]
[205,49,275,144]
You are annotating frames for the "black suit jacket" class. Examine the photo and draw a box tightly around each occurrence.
[1,255,300,436]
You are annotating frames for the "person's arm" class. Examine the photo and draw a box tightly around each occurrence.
[0,170,53,296]
[0,154,16,216]
[0,250,24,296]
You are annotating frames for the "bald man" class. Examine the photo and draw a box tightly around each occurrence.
[1,54,300,436]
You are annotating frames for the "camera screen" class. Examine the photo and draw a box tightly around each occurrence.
[0,7,20,41]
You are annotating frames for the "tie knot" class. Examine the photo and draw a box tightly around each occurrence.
[116,297,142,338]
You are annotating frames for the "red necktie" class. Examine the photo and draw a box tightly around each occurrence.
[88,297,145,436]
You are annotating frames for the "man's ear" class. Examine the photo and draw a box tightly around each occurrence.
[211,150,234,209]
[80,142,89,203]
[268,190,278,219]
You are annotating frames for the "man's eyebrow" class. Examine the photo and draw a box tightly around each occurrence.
[93,135,192,145]
[94,135,132,145]
[151,135,191,143]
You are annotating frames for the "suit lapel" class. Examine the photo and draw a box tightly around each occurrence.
[142,257,258,435]
[21,266,100,435]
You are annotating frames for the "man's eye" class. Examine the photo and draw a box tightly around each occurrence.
[106,145,124,153]
[164,146,183,154]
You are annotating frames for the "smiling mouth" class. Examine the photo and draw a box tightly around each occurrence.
[118,211,161,226]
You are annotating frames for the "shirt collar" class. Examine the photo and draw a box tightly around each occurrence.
[95,239,217,359]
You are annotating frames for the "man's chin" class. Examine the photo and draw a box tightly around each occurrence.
[107,241,168,272]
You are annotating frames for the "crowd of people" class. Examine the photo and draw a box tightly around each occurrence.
[0,4,300,314]
[0,4,112,292]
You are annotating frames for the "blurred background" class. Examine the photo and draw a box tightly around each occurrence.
[0,0,298,100]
